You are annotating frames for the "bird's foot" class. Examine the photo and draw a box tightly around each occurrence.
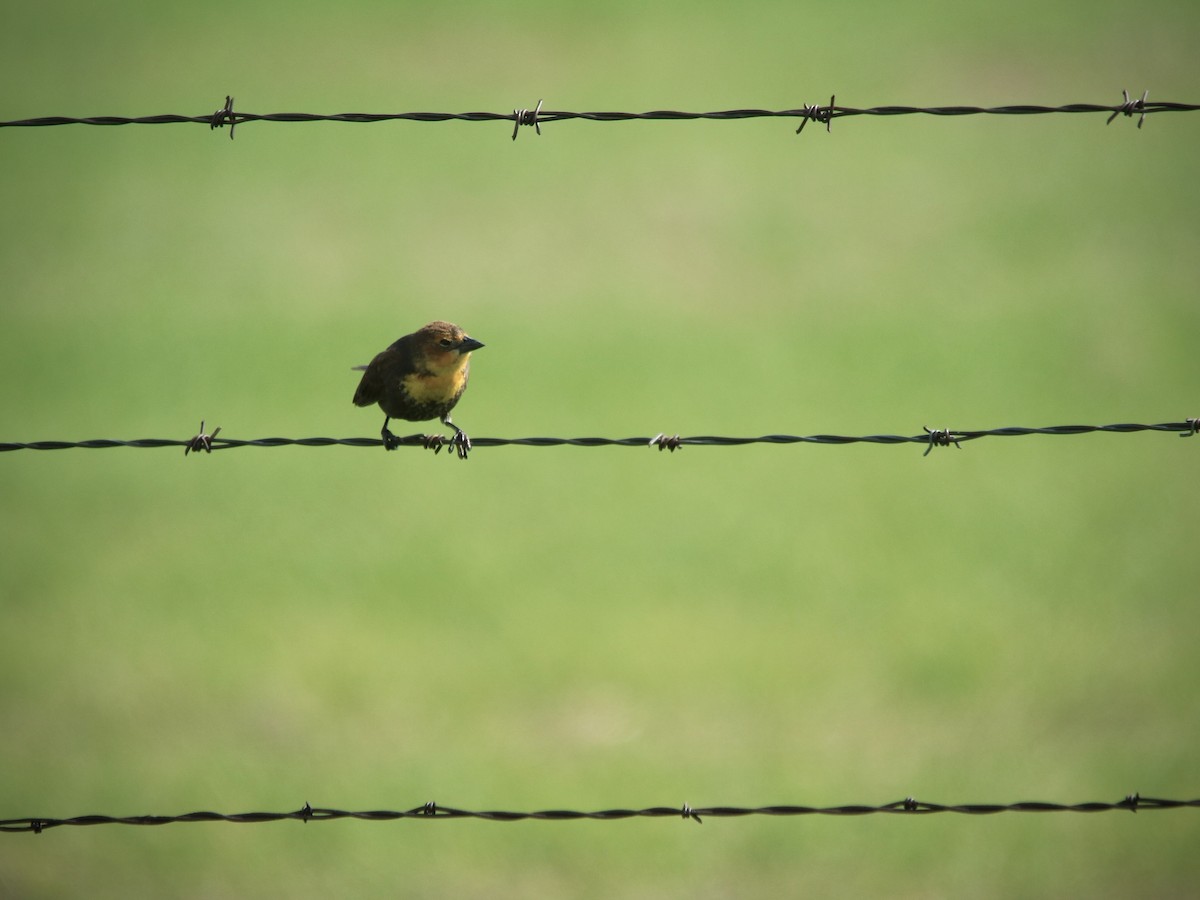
[381,426,403,451]
[448,429,472,460]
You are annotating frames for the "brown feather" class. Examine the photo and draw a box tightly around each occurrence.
[351,321,483,423]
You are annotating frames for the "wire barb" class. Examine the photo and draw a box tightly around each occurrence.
[421,433,447,454]
[795,94,835,134]
[1181,418,1199,438]
[416,432,472,459]
[184,420,221,456]
[1106,89,1149,128]
[681,803,703,824]
[649,433,684,452]
[210,95,238,139]
[922,426,962,456]
[512,98,543,140]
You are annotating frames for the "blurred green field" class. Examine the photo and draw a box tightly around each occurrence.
[2,1,1199,897]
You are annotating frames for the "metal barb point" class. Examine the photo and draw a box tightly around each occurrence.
[512,98,543,140]
[649,433,683,452]
[421,801,438,816]
[903,797,919,811]
[922,426,961,456]
[1124,792,1140,813]
[796,93,835,134]
[185,420,221,456]
[211,95,237,139]
[300,802,313,823]
[1106,89,1148,128]
[681,803,702,824]
[1181,418,1199,438]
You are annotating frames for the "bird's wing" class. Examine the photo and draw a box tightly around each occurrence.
[352,360,383,407]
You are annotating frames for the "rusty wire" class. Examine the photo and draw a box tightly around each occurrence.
[1,90,1193,138]
[3,793,1195,834]
[0,419,1197,457]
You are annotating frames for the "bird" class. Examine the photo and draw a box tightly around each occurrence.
[352,321,484,459]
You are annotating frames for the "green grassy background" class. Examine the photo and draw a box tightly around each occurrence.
[2,1,1198,896]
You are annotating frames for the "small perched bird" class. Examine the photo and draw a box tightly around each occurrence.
[352,321,484,459]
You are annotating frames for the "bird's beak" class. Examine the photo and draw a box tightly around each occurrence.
[460,337,485,352]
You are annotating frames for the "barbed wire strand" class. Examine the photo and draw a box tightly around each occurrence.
[4,793,1196,833]
[1,419,1197,458]
[1,90,1194,138]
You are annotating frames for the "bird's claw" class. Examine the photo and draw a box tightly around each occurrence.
[449,430,472,460]
[381,427,402,451]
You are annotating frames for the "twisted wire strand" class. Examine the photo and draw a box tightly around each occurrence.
[1,91,1192,134]
[1,421,1197,455]
[3,794,1193,833]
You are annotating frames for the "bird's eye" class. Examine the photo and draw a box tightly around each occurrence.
[439,338,453,347]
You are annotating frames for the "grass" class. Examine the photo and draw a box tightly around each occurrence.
[2,1,1199,897]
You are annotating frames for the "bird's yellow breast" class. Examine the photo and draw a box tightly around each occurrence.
[401,360,470,404]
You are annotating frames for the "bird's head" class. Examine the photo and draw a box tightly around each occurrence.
[416,321,484,372]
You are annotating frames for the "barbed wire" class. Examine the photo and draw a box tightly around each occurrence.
[1,419,1197,458]
[3,793,1195,833]
[1,90,1193,139]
